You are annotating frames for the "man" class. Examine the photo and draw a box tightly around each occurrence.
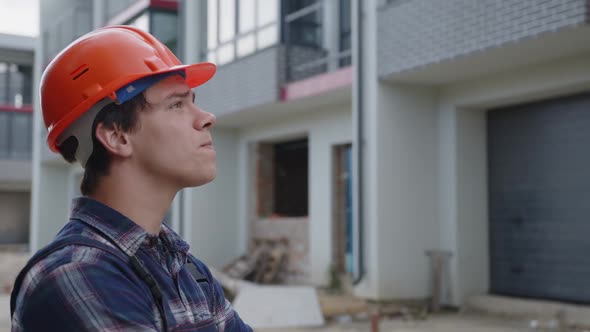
[10,26,252,331]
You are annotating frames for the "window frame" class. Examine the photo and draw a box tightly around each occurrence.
[206,0,280,65]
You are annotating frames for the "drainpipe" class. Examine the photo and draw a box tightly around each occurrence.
[353,0,365,285]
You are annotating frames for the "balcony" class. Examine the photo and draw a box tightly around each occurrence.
[0,105,32,189]
[197,0,352,123]
[0,106,32,161]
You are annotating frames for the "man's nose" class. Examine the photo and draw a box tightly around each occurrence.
[194,106,216,130]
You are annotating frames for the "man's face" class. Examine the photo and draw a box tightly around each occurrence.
[128,74,217,189]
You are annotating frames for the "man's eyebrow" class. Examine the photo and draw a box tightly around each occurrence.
[164,90,192,101]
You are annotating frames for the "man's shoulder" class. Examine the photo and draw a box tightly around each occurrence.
[32,220,123,271]
[11,231,156,332]
[15,222,131,304]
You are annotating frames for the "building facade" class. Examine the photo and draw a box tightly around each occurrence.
[0,33,34,246]
[32,0,590,307]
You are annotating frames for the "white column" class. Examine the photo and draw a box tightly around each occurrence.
[375,84,439,299]
[92,0,104,29]
[456,107,489,305]
[437,102,460,305]
[180,0,204,242]
[29,28,44,252]
[352,0,380,299]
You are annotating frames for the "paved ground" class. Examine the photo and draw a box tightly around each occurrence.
[0,295,9,331]
[0,293,542,332]
[259,313,538,332]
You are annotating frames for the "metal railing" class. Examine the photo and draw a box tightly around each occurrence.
[0,107,33,160]
[283,0,352,83]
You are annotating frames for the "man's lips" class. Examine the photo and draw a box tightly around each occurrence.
[200,141,213,148]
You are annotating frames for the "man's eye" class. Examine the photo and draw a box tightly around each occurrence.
[171,101,182,109]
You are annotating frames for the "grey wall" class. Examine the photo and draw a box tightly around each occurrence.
[0,191,30,243]
[378,0,588,77]
[41,0,92,64]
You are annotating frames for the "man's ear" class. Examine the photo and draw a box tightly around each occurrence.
[94,123,133,158]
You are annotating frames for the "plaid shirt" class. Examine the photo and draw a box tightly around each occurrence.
[11,197,252,331]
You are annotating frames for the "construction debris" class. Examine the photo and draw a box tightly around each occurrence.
[222,238,289,284]
[318,293,369,318]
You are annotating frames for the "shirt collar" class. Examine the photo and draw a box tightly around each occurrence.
[70,197,189,258]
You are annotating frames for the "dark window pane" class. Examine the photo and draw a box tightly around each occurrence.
[151,11,178,54]
[282,0,322,48]
[273,139,308,217]
[0,63,7,104]
[11,113,32,159]
[0,113,10,158]
[19,65,33,105]
[283,0,318,14]
[339,0,351,66]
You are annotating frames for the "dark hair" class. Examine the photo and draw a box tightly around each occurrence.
[58,93,149,196]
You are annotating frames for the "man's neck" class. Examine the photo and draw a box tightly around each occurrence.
[89,169,177,235]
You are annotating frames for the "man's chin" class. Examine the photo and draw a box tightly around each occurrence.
[183,172,216,188]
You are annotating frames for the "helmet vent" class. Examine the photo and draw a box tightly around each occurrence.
[70,64,89,80]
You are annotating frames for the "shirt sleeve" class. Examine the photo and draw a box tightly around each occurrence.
[19,261,160,332]
[211,284,253,332]
[191,259,253,332]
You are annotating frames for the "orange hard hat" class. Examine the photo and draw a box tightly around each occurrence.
[40,25,216,153]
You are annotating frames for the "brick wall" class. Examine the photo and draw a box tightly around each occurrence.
[378,0,588,77]
[196,46,282,119]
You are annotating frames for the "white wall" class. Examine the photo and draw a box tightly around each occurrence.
[31,165,70,250]
[189,128,240,269]
[437,52,590,305]
[238,106,352,285]
[374,83,439,299]
[455,108,488,303]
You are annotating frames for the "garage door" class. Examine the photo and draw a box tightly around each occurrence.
[488,92,590,304]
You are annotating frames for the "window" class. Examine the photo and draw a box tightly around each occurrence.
[125,10,178,54]
[207,0,279,65]
[274,139,308,216]
[281,0,322,48]
[11,113,32,159]
[0,63,33,106]
[0,63,7,104]
[0,113,8,158]
[339,0,352,67]
[104,0,139,23]
[43,2,92,65]
[151,11,178,54]
[0,111,33,160]
[128,11,150,32]
[257,138,309,218]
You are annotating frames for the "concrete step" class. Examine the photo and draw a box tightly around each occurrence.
[465,294,590,329]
